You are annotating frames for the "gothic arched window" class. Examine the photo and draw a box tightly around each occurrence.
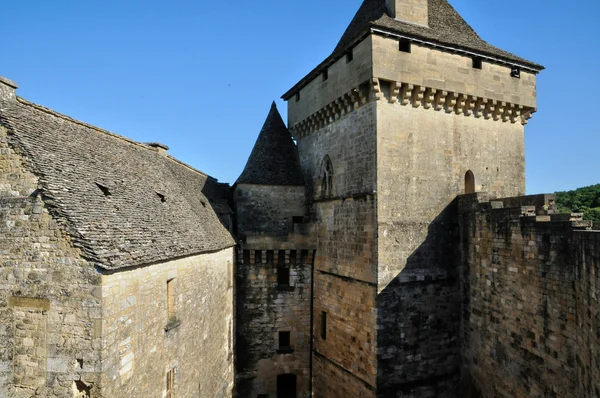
[320,155,334,198]
[465,170,475,194]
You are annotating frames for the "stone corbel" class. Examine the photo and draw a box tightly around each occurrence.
[521,108,536,125]
[493,101,506,121]
[412,86,426,108]
[400,83,414,106]
[434,90,447,111]
[474,97,485,118]
[502,105,512,123]
[424,88,435,109]
[390,81,401,104]
[511,105,523,123]
[371,78,381,101]
[455,94,467,115]
[484,99,497,120]
[445,92,458,113]
[463,96,474,116]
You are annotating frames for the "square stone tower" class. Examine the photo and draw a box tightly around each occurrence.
[282,0,543,396]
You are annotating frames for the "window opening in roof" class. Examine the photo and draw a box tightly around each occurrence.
[322,68,329,82]
[95,183,111,197]
[472,57,482,70]
[399,38,412,53]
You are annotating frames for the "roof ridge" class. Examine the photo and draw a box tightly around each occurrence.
[15,97,213,180]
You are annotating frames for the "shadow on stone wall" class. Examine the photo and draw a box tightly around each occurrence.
[376,198,469,398]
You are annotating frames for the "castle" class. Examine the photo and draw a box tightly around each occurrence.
[0,0,599,397]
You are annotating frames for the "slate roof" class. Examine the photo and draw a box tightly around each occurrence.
[0,96,235,270]
[283,0,543,100]
[236,102,305,186]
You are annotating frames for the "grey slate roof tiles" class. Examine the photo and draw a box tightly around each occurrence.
[0,97,235,270]
[283,0,543,100]
[236,102,305,187]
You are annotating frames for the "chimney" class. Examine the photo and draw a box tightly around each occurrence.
[0,76,18,101]
[386,0,429,27]
[146,142,170,157]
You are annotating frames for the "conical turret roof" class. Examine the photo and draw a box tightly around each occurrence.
[236,103,305,186]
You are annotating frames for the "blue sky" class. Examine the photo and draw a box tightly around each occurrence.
[0,0,598,194]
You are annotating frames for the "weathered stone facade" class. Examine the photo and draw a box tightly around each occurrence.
[458,194,600,397]
[0,76,236,397]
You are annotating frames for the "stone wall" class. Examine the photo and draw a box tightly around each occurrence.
[234,184,306,240]
[0,126,103,398]
[235,248,313,398]
[458,193,600,397]
[573,231,600,397]
[99,248,234,398]
[287,36,373,127]
[296,100,379,397]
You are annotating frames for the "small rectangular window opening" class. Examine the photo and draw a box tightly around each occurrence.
[321,311,327,340]
[300,250,309,264]
[289,250,297,265]
[295,92,300,102]
[510,66,521,79]
[278,267,290,286]
[399,38,412,53]
[166,368,175,398]
[167,278,176,322]
[243,250,250,264]
[322,68,329,82]
[346,50,354,63]
[255,250,262,263]
[472,57,482,70]
[279,331,291,350]
[267,250,274,263]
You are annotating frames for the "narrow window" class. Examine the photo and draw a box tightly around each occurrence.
[166,368,175,398]
[322,68,329,82]
[346,50,354,63]
[278,267,290,287]
[279,331,291,351]
[289,250,297,265]
[278,250,286,266]
[255,250,262,263]
[399,38,412,53]
[295,92,300,102]
[243,250,250,264]
[472,57,482,70]
[465,170,475,194]
[510,66,521,79]
[321,311,327,340]
[267,250,274,263]
[167,278,176,322]
[320,155,334,198]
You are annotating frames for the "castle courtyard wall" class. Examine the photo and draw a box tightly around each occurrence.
[458,194,600,397]
[99,248,234,398]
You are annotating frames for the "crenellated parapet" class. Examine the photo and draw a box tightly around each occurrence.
[290,78,536,139]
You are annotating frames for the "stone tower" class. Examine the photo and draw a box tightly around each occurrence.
[281,0,543,396]
[234,103,315,397]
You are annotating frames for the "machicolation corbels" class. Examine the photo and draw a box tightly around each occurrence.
[291,78,536,139]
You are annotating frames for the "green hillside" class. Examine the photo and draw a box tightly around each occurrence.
[555,184,600,221]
